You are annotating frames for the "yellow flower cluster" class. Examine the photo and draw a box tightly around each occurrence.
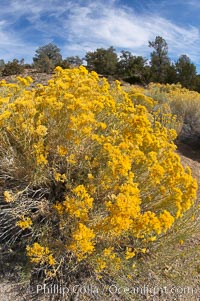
[128,91,156,111]
[3,190,14,203]
[54,171,67,183]
[64,185,94,221]
[125,247,136,260]
[68,223,95,261]
[94,247,121,273]
[104,183,141,235]
[0,66,197,277]
[26,242,55,266]
[16,216,33,230]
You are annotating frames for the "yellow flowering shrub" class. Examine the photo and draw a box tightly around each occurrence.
[0,68,197,283]
[144,82,200,135]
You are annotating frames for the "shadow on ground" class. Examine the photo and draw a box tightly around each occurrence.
[176,141,200,163]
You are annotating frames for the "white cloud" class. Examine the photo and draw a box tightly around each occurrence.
[0,0,199,66]
[63,0,200,61]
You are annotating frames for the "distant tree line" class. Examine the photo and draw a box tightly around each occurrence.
[1,36,200,91]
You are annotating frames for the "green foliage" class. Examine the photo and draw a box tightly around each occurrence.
[85,46,118,75]
[2,59,25,76]
[58,55,83,69]
[117,51,148,84]
[164,63,178,84]
[176,55,197,90]
[194,74,200,92]
[33,43,62,73]
[64,55,83,67]
[0,59,5,76]
[149,36,170,83]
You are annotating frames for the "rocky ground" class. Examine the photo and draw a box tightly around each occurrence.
[0,69,53,86]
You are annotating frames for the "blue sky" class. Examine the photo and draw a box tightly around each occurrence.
[1,0,200,71]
